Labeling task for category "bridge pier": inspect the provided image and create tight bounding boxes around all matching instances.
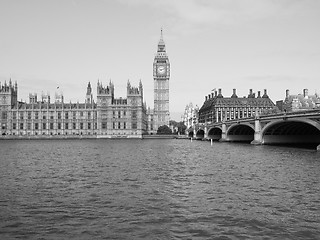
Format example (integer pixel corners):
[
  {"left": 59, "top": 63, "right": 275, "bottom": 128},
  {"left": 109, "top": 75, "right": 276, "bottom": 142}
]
[
  {"left": 204, "top": 126, "right": 208, "bottom": 140},
  {"left": 251, "top": 117, "right": 263, "bottom": 145},
  {"left": 220, "top": 123, "right": 228, "bottom": 142}
]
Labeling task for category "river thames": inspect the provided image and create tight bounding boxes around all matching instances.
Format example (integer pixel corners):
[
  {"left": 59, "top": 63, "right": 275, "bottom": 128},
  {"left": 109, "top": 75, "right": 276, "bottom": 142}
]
[{"left": 0, "top": 139, "right": 319, "bottom": 239}]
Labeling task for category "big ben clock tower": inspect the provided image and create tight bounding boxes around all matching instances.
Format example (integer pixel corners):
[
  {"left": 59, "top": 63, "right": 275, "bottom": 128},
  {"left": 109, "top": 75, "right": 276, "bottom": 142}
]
[{"left": 153, "top": 29, "right": 170, "bottom": 130}]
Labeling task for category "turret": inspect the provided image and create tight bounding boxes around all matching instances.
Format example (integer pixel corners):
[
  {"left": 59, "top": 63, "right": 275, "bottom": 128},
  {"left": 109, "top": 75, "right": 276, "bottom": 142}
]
[
  {"left": 41, "top": 92, "right": 50, "bottom": 103},
  {"left": 0, "top": 79, "right": 18, "bottom": 107},
  {"left": 139, "top": 79, "right": 143, "bottom": 99},
  {"left": 55, "top": 92, "right": 64, "bottom": 104},
  {"left": 86, "top": 81, "right": 93, "bottom": 104},
  {"left": 127, "top": 80, "right": 131, "bottom": 95},
  {"left": 29, "top": 93, "right": 38, "bottom": 104},
  {"left": 97, "top": 80, "right": 114, "bottom": 106},
  {"left": 127, "top": 80, "right": 142, "bottom": 96}
]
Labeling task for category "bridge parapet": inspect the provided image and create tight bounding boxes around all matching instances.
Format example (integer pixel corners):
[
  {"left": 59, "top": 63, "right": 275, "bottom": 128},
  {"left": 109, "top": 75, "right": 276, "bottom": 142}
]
[{"left": 194, "top": 109, "right": 320, "bottom": 149}]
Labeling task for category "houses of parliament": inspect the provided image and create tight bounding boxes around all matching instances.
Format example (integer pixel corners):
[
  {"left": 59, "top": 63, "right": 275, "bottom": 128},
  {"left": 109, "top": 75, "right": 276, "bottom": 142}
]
[{"left": 0, "top": 31, "right": 170, "bottom": 138}]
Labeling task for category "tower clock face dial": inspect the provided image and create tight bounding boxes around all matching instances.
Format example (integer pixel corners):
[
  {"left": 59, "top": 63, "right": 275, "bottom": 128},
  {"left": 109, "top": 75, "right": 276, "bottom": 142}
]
[{"left": 157, "top": 66, "right": 166, "bottom": 75}]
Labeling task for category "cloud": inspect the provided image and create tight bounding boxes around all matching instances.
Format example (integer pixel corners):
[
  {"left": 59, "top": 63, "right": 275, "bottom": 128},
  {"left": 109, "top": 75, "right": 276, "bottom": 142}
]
[
  {"left": 245, "top": 75, "right": 309, "bottom": 83},
  {"left": 117, "top": 0, "right": 302, "bottom": 28},
  {"left": 115, "top": 0, "right": 314, "bottom": 40}
]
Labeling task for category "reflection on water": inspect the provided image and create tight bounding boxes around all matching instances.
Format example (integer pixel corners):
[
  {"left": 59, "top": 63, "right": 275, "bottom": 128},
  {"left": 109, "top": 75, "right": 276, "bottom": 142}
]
[{"left": 0, "top": 139, "right": 319, "bottom": 239}]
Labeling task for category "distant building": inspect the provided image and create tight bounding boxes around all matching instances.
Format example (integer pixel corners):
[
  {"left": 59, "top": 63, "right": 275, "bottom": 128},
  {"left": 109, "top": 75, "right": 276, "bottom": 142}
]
[
  {"left": 199, "top": 88, "right": 276, "bottom": 124},
  {"left": 282, "top": 89, "right": 320, "bottom": 112},
  {"left": 0, "top": 80, "right": 147, "bottom": 138},
  {"left": 146, "top": 107, "right": 155, "bottom": 134},
  {"left": 183, "top": 103, "right": 199, "bottom": 130}
]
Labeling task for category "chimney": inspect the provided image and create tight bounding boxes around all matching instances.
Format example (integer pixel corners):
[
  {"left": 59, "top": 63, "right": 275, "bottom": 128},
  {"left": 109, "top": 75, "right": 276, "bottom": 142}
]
[
  {"left": 257, "top": 91, "right": 261, "bottom": 98},
  {"left": 208, "top": 94, "right": 211, "bottom": 99},
  {"left": 211, "top": 92, "right": 214, "bottom": 98},
  {"left": 286, "top": 89, "right": 290, "bottom": 99},
  {"left": 303, "top": 89, "right": 308, "bottom": 98},
  {"left": 231, "top": 89, "right": 238, "bottom": 98},
  {"left": 248, "top": 89, "right": 253, "bottom": 98},
  {"left": 215, "top": 90, "right": 217, "bottom": 97},
  {"left": 205, "top": 96, "right": 208, "bottom": 101},
  {"left": 262, "top": 89, "right": 268, "bottom": 98},
  {"left": 217, "top": 88, "right": 223, "bottom": 98}
]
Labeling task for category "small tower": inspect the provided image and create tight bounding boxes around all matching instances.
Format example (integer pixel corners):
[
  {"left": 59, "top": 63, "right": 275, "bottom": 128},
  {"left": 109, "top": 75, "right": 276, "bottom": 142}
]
[
  {"left": 0, "top": 79, "right": 18, "bottom": 108},
  {"left": 55, "top": 92, "right": 64, "bottom": 104},
  {"left": 86, "top": 82, "right": 93, "bottom": 104},
  {"left": 29, "top": 93, "right": 38, "bottom": 103},
  {"left": 41, "top": 92, "right": 50, "bottom": 103},
  {"left": 127, "top": 80, "right": 143, "bottom": 106},
  {"left": 0, "top": 79, "right": 18, "bottom": 135},
  {"left": 97, "top": 80, "right": 114, "bottom": 107},
  {"left": 139, "top": 79, "right": 143, "bottom": 99}
]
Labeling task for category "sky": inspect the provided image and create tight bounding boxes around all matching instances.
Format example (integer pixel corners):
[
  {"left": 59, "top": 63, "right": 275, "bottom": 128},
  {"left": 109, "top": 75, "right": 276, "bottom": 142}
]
[{"left": 1, "top": 0, "right": 320, "bottom": 121}]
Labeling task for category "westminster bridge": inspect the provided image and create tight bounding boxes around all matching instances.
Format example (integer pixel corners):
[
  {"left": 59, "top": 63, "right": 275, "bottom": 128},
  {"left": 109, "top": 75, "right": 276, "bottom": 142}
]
[{"left": 188, "top": 109, "right": 320, "bottom": 150}]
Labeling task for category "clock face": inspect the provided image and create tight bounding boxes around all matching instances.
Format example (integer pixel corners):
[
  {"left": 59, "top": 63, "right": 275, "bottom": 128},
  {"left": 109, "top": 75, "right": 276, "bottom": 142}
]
[
  {"left": 157, "top": 66, "right": 166, "bottom": 75},
  {"left": 2, "top": 96, "right": 6, "bottom": 105}
]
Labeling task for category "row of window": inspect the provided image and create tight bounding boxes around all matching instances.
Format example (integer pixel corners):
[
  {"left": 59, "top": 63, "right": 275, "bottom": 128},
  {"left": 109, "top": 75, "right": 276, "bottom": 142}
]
[
  {"left": 200, "top": 107, "right": 273, "bottom": 123},
  {"left": 11, "top": 132, "right": 96, "bottom": 136},
  {"left": 113, "top": 111, "right": 127, "bottom": 118},
  {"left": 11, "top": 111, "right": 95, "bottom": 120},
  {"left": 12, "top": 122, "right": 96, "bottom": 130},
  {"left": 101, "top": 122, "right": 137, "bottom": 130}
]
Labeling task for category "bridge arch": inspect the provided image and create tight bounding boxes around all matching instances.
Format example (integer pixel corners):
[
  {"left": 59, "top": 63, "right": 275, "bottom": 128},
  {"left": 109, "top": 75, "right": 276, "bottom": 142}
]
[
  {"left": 188, "top": 129, "right": 194, "bottom": 138},
  {"left": 261, "top": 119, "right": 320, "bottom": 147},
  {"left": 196, "top": 129, "right": 205, "bottom": 140},
  {"left": 226, "top": 123, "right": 255, "bottom": 142},
  {"left": 208, "top": 127, "right": 222, "bottom": 140}
]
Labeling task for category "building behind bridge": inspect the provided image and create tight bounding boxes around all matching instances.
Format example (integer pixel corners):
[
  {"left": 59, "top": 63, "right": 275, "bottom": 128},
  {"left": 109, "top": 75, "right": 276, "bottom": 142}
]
[
  {"left": 276, "top": 89, "right": 320, "bottom": 112},
  {"left": 182, "top": 103, "right": 199, "bottom": 130},
  {"left": 198, "top": 88, "right": 276, "bottom": 124}
]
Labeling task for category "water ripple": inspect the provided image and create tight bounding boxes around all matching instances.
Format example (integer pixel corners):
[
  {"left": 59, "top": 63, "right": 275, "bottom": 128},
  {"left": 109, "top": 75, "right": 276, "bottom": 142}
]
[{"left": 0, "top": 139, "right": 319, "bottom": 239}]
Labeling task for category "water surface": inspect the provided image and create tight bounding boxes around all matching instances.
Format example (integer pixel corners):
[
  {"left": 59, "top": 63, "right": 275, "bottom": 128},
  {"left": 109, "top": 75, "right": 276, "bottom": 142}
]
[{"left": 0, "top": 139, "right": 319, "bottom": 239}]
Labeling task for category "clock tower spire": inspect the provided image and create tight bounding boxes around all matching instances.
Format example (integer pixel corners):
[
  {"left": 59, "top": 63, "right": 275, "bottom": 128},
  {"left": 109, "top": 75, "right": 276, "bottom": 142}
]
[{"left": 153, "top": 29, "right": 170, "bottom": 130}]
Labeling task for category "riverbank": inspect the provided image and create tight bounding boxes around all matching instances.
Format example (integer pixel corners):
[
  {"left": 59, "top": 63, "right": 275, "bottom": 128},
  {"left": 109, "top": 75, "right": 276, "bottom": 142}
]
[{"left": 0, "top": 134, "right": 190, "bottom": 140}]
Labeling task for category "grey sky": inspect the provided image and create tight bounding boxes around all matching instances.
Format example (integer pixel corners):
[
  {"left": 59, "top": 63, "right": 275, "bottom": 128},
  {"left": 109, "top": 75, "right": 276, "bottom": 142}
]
[{"left": 1, "top": 0, "right": 319, "bottom": 120}]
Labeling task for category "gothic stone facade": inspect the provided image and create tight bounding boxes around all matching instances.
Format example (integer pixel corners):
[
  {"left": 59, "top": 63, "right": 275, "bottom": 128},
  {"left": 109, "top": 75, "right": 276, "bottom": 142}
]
[{"left": 0, "top": 80, "right": 147, "bottom": 138}]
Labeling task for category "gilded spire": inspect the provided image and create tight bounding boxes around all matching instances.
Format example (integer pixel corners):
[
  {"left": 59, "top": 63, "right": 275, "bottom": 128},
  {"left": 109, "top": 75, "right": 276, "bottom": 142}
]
[
  {"left": 157, "top": 28, "right": 166, "bottom": 52},
  {"left": 159, "top": 28, "right": 165, "bottom": 44}
]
